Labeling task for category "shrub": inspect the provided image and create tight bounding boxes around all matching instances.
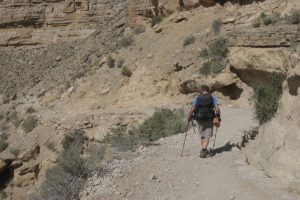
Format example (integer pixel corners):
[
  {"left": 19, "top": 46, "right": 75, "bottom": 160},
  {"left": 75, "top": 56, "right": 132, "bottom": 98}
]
[
  {"left": 10, "top": 111, "right": 22, "bottom": 128},
  {"left": 121, "top": 66, "right": 132, "bottom": 77},
  {"left": 106, "top": 57, "right": 115, "bottom": 68},
  {"left": 252, "top": 20, "right": 261, "bottom": 28},
  {"left": 72, "top": 70, "right": 86, "bottom": 80},
  {"left": 104, "top": 127, "right": 139, "bottom": 151},
  {"left": 183, "top": 35, "right": 196, "bottom": 47},
  {"left": 0, "top": 133, "right": 8, "bottom": 153},
  {"left": 26, "top": 107, "right": 36, "bottom": 114},
  {"left": 208, "top": 37, "right": 229, "bottom": 60},
  {"left": 199, "top": 38, "right": 229, "bottom": 76},
  {"left": 136, "top": 108, "right": 185, "bottom": 141},
  {"left": 116, "top": 59, "right": 124, "bottom": 68},
  {"left": 30, "top": 129, "right": 105, "bottom": 200},
  {"left": 9, "top": 148, "right": 20, "bottom": 156},
  {"left": 199, "top": 61, "right": 211, "bottom": 77},
  {"left": 22, "top": 116, "right": 38, "bottom": 133},
  {"left": 199, "top": 48, "right": 209, "bottom": 58},
  {"left": 46, "top": 142, "right": 55, "bottom": 151},
  {"left": 2, "top": 96, "right": 10, "bottom": 104},
  {"left": 134, "top": 26, "right": 145, "bottom": 35},
  {"left": 0, "top": 113, "right": 4, "bottom": 121},
  {"left": 62, "top": 129, "right": 84, "bottom": 150},
  {"left": 212, "top": 19, "right": 222, "bottom": 35},
  {"left": 253, "top": 73, "right": 286, "bottom": 124},
  {"left": 286, "top": 9, "right": 300, "bottom": 24},
  {"left": 119, "top": 36, "right": 134, "bottom": 48},
  {"left": 151, "top": 16, "right": 162, "bottom": 27},
  {"left": 104, "top": 109, "right": 185, "bottom": 151},
  {"left": 263, "top": 16, "right": 273, "bottom": 25}
]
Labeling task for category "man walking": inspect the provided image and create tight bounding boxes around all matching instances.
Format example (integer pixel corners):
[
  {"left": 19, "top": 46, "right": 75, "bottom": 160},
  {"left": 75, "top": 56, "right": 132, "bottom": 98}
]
[{"left": 188, "top": 85, "right": 220, "bottom": 158}]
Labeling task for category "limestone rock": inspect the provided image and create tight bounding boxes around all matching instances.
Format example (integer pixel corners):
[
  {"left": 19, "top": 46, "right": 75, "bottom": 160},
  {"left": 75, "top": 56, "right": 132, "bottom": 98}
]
[
  {"left": 207, "top": 72, "right": 238, "bottom": 90},
  {"left": 13, "top": 172, "right": 36, "bottom": 187},
  {"left": 222, "top": 17, "right": 236, "bottom": 24},
  {"left": 153, "top": 25, "right": 162, "bottom": 33},
  {"left": 170, "top": 12, "right": 189, "bottom": 23},
  {"left": 0, "top": 152, "right": 17, "bottom": 163},
  {"left": 179, "top": 76, "right": 204, "bottom": 94},
  {"left": 229, "top": 48, "right": 299, "bottom": 86}
]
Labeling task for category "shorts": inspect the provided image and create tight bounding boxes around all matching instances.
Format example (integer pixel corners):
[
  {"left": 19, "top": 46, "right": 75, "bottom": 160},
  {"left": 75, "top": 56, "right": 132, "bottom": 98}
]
[{"left": 196, "top": 120, "right": 213, "bottom": 139}]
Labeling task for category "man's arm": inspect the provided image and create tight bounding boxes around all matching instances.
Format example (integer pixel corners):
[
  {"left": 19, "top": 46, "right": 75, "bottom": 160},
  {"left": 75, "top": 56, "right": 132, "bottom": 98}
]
[
  {"left": 212, "top": 96, "right": 220, "bottom": 116},
  {"left": 189, "top": 97, "right": 197, "bottom": 121}
]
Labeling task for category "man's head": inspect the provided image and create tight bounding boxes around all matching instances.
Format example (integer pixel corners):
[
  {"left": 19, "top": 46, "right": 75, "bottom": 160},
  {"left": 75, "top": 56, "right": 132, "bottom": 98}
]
[{"left": 201, "top": 85, "right": 210, "bottom": 93}]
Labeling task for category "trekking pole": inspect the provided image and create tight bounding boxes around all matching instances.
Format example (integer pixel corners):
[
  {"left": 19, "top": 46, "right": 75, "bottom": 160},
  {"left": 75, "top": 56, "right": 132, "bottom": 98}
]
[
  {"left": 211, "top": 126, "right": 218, "bottom": 158},
  {"left": 181, "top": 120, "right": 190, "bottom": 157}
]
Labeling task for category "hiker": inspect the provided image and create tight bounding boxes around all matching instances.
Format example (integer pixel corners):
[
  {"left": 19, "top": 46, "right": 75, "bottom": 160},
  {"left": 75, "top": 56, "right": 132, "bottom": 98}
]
[{"left": 188, "top": 85, "right": 221, "bottom": 158}]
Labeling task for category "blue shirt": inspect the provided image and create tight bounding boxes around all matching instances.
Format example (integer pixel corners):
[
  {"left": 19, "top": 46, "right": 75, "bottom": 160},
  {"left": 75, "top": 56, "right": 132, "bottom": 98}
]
[{"left": 193, "top": 95, "right": 218, "bottom": 107}]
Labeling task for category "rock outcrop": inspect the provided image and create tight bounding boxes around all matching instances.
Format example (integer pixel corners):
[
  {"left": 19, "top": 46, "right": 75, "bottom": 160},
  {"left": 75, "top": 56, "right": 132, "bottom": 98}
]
[{"left": 0, "top": 0, "right": 127, "bottom": 46}]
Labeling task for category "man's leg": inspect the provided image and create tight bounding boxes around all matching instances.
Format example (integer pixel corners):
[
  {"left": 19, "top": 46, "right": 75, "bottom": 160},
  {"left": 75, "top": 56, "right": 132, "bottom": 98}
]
[
  {"left": 199, "top": 122, "right": 213, "bottom": 158},
  {"left": 202, "top": 138, "right": 210, "bottom": 149}
]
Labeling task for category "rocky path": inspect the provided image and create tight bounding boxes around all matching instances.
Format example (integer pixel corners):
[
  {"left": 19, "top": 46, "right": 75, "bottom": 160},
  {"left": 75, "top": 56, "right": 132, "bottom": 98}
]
[{"left": 83, "top": 107, "right": 300, "bottom": 200}]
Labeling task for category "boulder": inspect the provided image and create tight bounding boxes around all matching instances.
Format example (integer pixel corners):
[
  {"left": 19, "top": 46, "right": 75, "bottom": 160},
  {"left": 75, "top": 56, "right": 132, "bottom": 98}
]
[
  {"left": 179, "top": 76, "right": 204, "bottom": 94},
  {"left": 170, "top": 12, "right": 189, "bottom": 23},
  {"left": 207, "top": 72, "right": 238, "bottom": 90},
  {"left": 153, "top": 25, "right": 163, "bottom": 33},
  {"left": 13, "top": 172, "right": 36, "bottom": 187},
  {"left": 222, "top": 17, "right": 236, "bottom": 24},
  {"left": 0, "top": 152, "right": 17, "bottom": 163},
  {"left": 229, "top": 48, "right": 299, "bottom": 86}
]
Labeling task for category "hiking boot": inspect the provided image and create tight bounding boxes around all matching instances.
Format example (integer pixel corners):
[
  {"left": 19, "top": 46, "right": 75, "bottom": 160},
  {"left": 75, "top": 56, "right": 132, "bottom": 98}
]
[{"left": 200, "top": 149, "right": 208, "bottom": 158}]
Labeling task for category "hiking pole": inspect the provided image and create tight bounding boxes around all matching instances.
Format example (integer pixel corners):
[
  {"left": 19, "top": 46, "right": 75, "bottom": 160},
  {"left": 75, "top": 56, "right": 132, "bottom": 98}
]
[
  {"left": 211, "top": 126, "right": 218, "bottom": 158},
  {"left": 181, "top": 120, "right": 190, "bottom": 157}
]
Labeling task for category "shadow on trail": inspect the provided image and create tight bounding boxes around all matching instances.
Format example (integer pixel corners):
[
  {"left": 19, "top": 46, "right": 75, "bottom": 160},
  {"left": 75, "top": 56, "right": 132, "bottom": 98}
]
[{"left": 209, "top": 142, "right": 236, "bottom": 157}]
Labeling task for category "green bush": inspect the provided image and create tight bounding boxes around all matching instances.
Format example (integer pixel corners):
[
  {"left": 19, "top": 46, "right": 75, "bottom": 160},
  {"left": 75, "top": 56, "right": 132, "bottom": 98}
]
[
  {"left": 104, "top": 127, "right": 139, "bottom": 151},
  {"left": 104, "top": 109, "right": 185, "bottom": 151},
  {"left": 9, "top": 148, "right": 20, "bottom": 156},
  {"left": 22, "top": 116, "right": 38, "bottom": 133},
  {"left": 210, "top": 59, "right": 227, "bottom": 75},
  {"left": 46, "top": 142, "right": 55, "bottom": 151},
  {"left": 121, "top": 66, "right": 132, "bottom": 77},
  {"left": 183, "top": 35, "right": 196, "bottom": 47},
  {"left": 116, "top": 59, "right": 124, "bottom": 68},
  {"left": 208, "top": 37, "right": 229, "bottom": 60},
  {"left": 151, "top": 16, "right": 162, "bottom": 27},
  {"left": 10, "top": 111, "right": 22, "bottom": 128},
  {"left": 62, "top": 129, "right": 84, "bottom": 150},
  {"left": 0, "top": 113, "right": 4, "bottom": 121},
  {"left": 26, "top": 107, "right": 36, "bottom": 114},
  {"left": 106, "top": 57, "right": 115, "bottom": 68},
  {"left": 253, "top": 73, "right": 286, "bottom": 124},
  {"left": 286, "top": 9, "right": 300, "bottom": 24},
  {"left": 0, "top": 133, "right": 8, "bottom": 153},
  {"left": 134, "top": 26, "right": 145, "bottom": 35},
  {"left": 199, "top": 38, "right": 229, "bottom": 76},
  {"left": 30, "top": 130, "right": 105, "bottom": 200},
  {"left": 252, "top": 20, "right": 261, "bottom": 28},
  {"left": 199, "top": 61, "right": 211, "bottom": 77},
  {"left": 212, "top": 19, "right": 222, "bottom": 35},
  {"left": 263, "top": 16, "right": 273, "bottom": 25},
  {"left": 119, "top": 36, "right": 134, "bottom": 48}
]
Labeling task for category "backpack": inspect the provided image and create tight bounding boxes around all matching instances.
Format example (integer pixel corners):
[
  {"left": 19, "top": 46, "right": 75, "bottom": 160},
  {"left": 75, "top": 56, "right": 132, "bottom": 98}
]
[{"left": 193, "top": 93, "right": 215, "bottom": 122}]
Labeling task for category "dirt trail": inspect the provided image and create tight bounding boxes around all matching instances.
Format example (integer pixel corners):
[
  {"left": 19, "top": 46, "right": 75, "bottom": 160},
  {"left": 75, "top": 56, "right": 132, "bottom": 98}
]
[{"left": 83, "top": 107, "right": 300, "bottom": 200}]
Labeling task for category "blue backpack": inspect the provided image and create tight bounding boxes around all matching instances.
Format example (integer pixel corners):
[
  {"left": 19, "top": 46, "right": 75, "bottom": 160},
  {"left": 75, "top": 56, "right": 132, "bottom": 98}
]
[{"left": 193, "top": 93, "right": 215, "bottom": 122}]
